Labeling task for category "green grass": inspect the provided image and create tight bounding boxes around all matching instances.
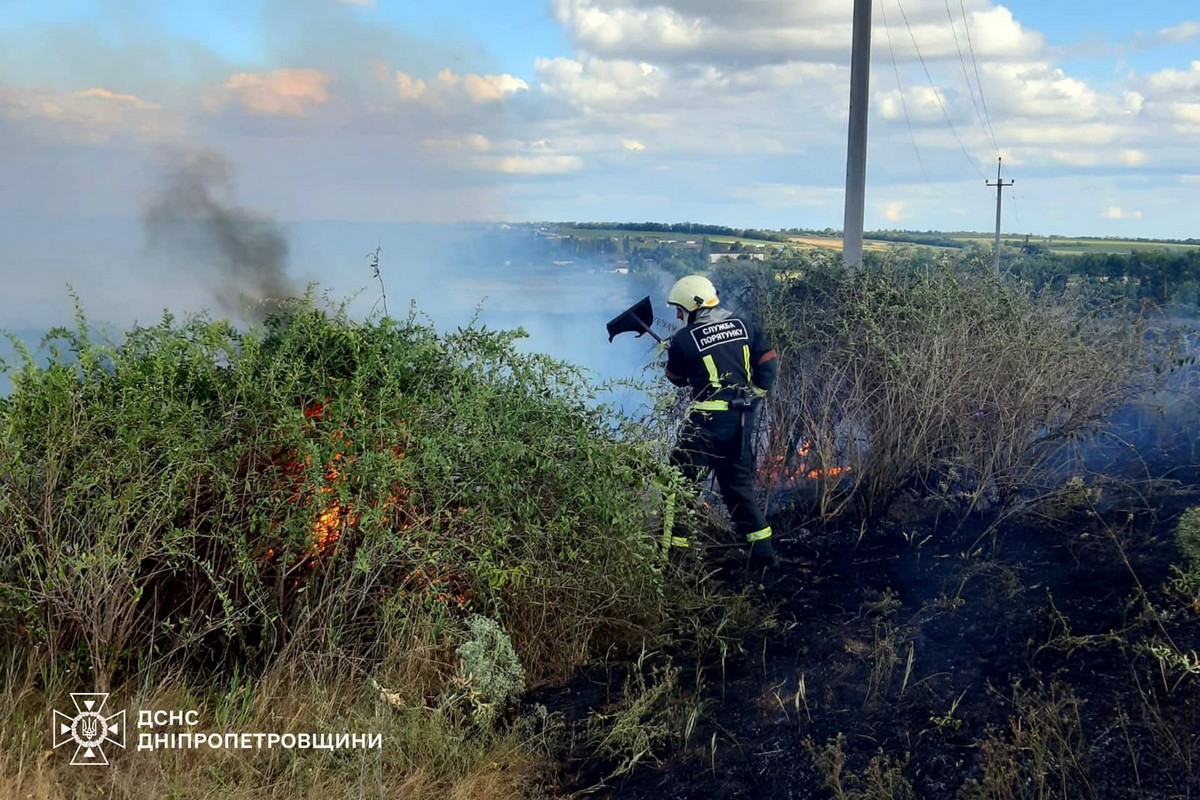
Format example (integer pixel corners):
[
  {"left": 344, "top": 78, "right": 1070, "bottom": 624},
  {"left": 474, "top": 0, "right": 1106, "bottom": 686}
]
[{"left": 945, "top": 235, "right": 1200, "bottom": 255}]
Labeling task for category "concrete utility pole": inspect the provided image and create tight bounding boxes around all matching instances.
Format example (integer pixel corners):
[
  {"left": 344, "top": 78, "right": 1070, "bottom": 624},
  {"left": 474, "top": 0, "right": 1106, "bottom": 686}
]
[
  {"left": 986, "top": 157, "right": 1014, "bottom": 276},
  {"left": 842, "top": 0, "right": 872, "bottom": 269}
]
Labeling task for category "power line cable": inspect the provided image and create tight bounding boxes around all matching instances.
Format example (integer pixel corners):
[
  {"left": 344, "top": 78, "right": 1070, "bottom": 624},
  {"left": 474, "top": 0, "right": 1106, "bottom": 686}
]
[
  {"left": 894, "top": 0, "right": 987, "bottom": 180},
  {"left": 878, "top": 0, "right": 931, "bottom": 185},
  {"left": 958, "top": 0, "right": 1000, "bottom": 157},
  {"left": 944, "top": 0, "right": 998, "bottom": 156}
]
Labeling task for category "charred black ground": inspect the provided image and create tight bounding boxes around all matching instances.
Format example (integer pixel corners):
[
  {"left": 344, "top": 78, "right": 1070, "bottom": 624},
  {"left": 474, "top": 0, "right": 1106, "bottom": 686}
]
[{"left": 535, "top": 438, "right": 1200, "bottom": 799}]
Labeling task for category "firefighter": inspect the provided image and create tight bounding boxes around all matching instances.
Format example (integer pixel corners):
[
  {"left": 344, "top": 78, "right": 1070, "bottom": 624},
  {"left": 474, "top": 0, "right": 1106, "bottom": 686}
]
[{"left": 663, "top": 274, "right": 779, "bottom": 569}]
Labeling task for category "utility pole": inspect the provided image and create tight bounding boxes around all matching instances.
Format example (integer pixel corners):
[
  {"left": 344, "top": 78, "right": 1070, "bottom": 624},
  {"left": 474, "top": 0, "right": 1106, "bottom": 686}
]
[
  {"left": 842, "top": 0, "right": 872, "bottom": 269},
  {"left": 986, "top": 158, "right": 1014, "bottom": 276}
]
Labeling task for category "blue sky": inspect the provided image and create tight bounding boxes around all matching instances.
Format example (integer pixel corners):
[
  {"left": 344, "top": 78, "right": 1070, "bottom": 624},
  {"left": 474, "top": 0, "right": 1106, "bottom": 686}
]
[{"left": 2, "top": 0, "right": 1199, "bottom": 329}]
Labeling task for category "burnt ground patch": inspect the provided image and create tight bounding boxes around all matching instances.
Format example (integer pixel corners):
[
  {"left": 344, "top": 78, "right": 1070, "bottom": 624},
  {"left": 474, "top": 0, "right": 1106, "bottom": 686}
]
[{"left": 534, "top": 481, "right": 1200, "bottom": 800}]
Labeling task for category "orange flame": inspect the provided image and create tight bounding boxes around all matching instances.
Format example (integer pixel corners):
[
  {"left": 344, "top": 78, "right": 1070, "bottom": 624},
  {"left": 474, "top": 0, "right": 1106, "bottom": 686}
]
[
  {"left": 758, "top": 438, "right": 853, "bottom": 487},
  {"left": 271, "top": 405, "right": 414, "bottom": 562}
]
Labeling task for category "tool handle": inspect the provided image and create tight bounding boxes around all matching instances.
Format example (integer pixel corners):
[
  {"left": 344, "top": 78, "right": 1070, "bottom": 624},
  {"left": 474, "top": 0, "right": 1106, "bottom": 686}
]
[{"left": 634, "top": 317, "right": 662, "bottom": 343}]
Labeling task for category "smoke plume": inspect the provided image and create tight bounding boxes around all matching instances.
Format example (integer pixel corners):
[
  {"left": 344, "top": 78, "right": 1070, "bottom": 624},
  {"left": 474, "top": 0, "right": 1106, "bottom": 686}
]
[{"left": 143, "top": 148, "right": 296, "bottom": 322}]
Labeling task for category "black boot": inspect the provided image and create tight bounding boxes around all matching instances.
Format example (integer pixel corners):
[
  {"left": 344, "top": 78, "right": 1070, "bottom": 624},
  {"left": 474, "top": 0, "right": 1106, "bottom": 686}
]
[{"left": 748, "top": 537, "right": 780, "bottom": 569}]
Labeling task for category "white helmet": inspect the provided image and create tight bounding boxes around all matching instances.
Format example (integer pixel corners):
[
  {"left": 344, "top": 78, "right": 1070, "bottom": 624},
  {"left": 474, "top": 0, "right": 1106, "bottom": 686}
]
[{"left": 668, "top": 275, "right": 719, "bottom": 313}]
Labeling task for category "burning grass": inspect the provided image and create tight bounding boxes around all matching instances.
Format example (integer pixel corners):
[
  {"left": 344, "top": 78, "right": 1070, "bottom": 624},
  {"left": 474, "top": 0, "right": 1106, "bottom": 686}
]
[
  {"left": 718, "top": 255, "right": 1171, "bottom": 527},
  {"left": 757, "top": 437, "right": 854, "bottom": 488}
]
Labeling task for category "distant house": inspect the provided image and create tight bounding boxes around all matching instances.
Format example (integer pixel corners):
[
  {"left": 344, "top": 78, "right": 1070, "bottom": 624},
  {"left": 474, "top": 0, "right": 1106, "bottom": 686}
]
[
  {"left": 613, "top": 268, "right": 630, "bottom": 275},
  {"left": 708, "top": 253, "right": 765, "bottom": 263}
]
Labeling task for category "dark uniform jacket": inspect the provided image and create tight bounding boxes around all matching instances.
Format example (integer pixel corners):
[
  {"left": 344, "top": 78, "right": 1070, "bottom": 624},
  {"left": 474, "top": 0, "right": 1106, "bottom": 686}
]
[{"left": 665, "top": 307, "right": 775, "bottom": 406}]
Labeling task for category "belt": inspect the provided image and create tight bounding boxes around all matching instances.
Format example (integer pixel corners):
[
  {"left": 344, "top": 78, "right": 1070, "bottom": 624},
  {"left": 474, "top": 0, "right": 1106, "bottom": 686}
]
[{"left": 692, "top": 396, "right": 755, "bottom": 413}]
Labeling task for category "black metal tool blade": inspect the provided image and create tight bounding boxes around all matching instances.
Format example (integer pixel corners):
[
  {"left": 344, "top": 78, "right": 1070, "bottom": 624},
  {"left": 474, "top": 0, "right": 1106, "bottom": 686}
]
[{"left": 606, "top": 296, "right": 661, "bottom": 343}]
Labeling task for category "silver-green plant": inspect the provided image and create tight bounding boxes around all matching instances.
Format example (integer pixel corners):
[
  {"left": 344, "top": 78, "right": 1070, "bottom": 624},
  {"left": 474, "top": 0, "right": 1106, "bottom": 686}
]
[{"left": 452, "top": 614, "right": 526, "bottom": 728}]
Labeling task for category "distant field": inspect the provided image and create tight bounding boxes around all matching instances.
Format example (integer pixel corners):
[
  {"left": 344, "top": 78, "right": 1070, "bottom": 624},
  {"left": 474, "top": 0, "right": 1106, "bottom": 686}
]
[
  {"left": 778, "top": 233, "right": 1200, "bottom": 257},
  {"left": 1039, "top": 239, "right": 1200, "bottom": 256},
  {"left": 952, "top": 235, "right": 1200, "bottom": 255},
  {"left": 554, "top": 225, "right": 1199, "bottom": 258},
  {"left": 789, "top": 235, "right": 893, "bottom": 252}
]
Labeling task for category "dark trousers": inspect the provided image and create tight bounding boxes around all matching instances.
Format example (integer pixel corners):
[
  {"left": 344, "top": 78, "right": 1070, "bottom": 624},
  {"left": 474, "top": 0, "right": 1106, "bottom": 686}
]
[{"left": 670, "top": 408, "right": 770, "bottom": 542}]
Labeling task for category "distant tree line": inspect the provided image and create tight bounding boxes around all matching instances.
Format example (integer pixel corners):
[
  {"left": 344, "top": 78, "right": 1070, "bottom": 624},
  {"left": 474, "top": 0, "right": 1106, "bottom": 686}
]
[
  {"left": 862, "top": 230, "right": 968, "bottom": 249},
  {"left": 561, "top": 221, "right": 791, "bottom": 242},
  {"left": 1011, "top": 248, "right": 1200, "bottom": 306}
]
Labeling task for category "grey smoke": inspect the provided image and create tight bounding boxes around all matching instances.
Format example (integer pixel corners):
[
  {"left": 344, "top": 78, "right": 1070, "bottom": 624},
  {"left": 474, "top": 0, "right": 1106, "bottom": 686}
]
[{"left": 143, "top": 148, "right": 295, "bottom": 321}]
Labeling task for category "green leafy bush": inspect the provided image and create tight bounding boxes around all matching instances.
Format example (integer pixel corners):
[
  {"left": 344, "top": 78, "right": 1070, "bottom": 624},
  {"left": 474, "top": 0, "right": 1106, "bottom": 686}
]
[{"left": 0, "top": 297, "right": 671, "bottom": 690}]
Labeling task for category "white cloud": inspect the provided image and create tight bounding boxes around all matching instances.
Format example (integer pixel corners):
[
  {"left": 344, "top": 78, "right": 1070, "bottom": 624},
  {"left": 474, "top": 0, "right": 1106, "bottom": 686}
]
[
  {"left": 1102, "top": 206, "right": 1143, "bottom": 220},
  {"left": 73, "top": 88, "right": 161, "bottom": 110},
  {"left": 438, "top": 69, "right": 529, "bottom": 103},
  {"left": 985, "top": 61, "right": 1101, "bottom": 120},
  {"left": 535, "top": 56, "right": 663, "bottom": 108},
  {"left": 1153, "top": 21, "right": 1200, "bottom": 43},
  {"left": 1004, "top": 123, "right": 1121, "bottom": 146},
  {"left": 550, "top": 0, "right": 1041, "bottom": 65},
  {"left": 0, "top": 84, "right": 175, "bottom": 142},
  {"left": 884, "top": 200, "right": 907, "bottom": 222},
  {"left": 422, "top": 134, "right": 492, "bottom": 152},
  {"left": 622, "top": 139, "right": 646, "bottom": 151},
  {"left": 968, "top": 6, "right": 1044, "bottom": 58},
  {"left": 552, "top": 0, "right": 704, "bottom": 56},
  {"left": 874, "top": 5, "right": 1043, "bottom": 62},
  {"left": 878, "top": 86, "right": 956, "bottom": 125},
  {"left": 219, "top": 69, "right": 330, "bottom": 117},
  {"left": 395, "top": 72, "right": 427, "bottom": 101},
  {"left": 488, "top": 155, "right": 584, "bottom": 174},
  {"left": 1119, "top": 149, "right": 1148, "bottom": 166},
  {"left": 1143, "top": 60, "right": 1200, "bottom": 94},
  {"left": 391, "top": 68, "right": 527, "bottom": 106},
  {"left": 1166, "top": 103, "right": 1200, "bottom": 123},
  {"left": 1050, "top": 150, "right": 1100, "bottom": 167},
  {"left": 468, "top": 73, "right": 528, "bottom": 102}
]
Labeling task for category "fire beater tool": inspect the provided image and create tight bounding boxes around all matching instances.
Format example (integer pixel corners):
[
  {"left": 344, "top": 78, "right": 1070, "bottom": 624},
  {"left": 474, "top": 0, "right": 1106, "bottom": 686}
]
[{"left": 606, "top": 296, "right": 661, "bottom": 343}]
